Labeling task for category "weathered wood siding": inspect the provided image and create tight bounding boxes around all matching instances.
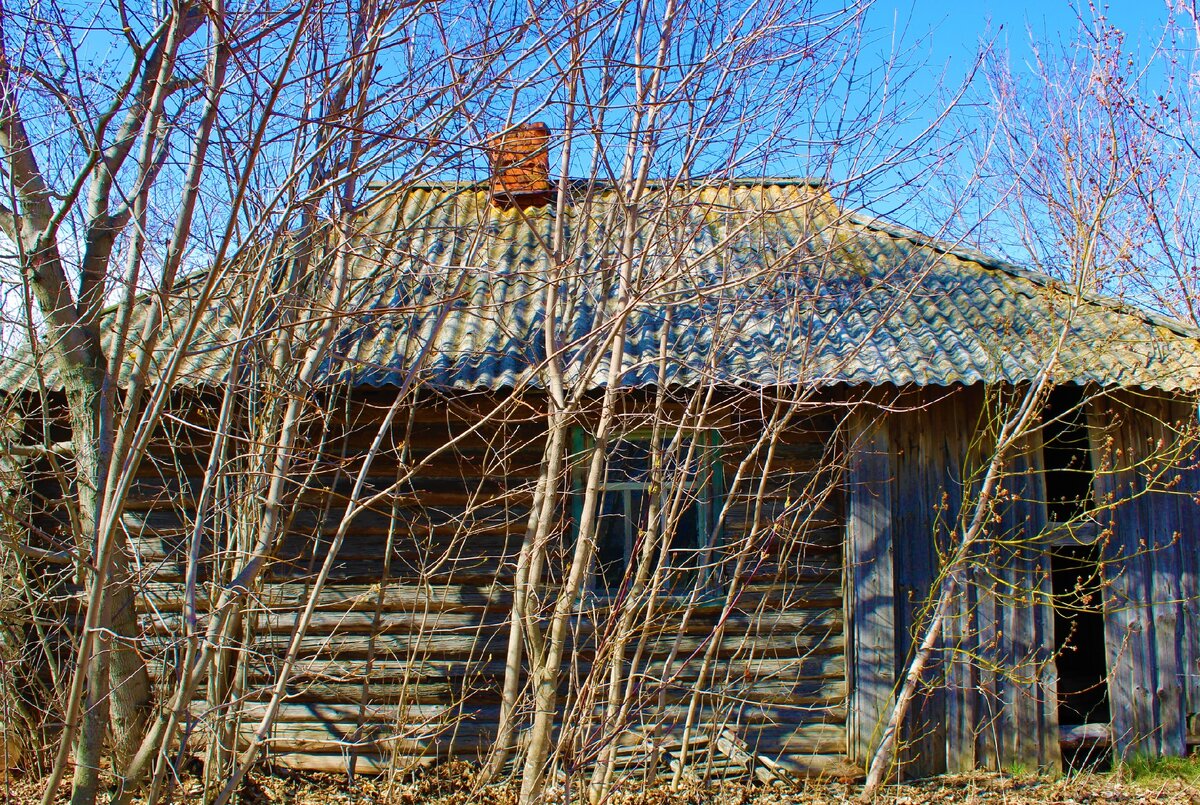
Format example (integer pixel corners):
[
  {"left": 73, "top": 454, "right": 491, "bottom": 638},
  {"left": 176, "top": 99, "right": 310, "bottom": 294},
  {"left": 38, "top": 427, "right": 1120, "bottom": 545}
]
[
  {"left": 1090, "top": 390, "right": 1200, "bottom": 759},
  {"left": 711, "top": 406, "right": 849, "bottom": 776},
  {"left": 29, "top": 383, "right": 1194, "bottom": 778},
  {"left": 847, "top": 387, "right": 1200, "bottom": 779},
  {"left": 847, "top": 389, "right": 1058, "bottom": 777},
  {"left": 966, "top": 428, "right": 1058, "bottom": 771},
  {"left": 117, "top": 393, "right": 852, "bottom": 777},
  {"left": 846, "top": 409, "right": 894, "bottom": 766},
  {"left": 942, "top": 421, "right": 1058, "bottom": 773},
  {"left": 891, "top": 391, "right": 979, "bottom": 776}
]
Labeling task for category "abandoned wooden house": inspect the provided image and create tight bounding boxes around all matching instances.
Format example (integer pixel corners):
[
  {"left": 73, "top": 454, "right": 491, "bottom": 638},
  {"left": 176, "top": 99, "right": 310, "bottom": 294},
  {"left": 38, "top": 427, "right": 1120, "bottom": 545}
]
[{"left": 4, "top": 126, "right": 1200, "bottom": 783}]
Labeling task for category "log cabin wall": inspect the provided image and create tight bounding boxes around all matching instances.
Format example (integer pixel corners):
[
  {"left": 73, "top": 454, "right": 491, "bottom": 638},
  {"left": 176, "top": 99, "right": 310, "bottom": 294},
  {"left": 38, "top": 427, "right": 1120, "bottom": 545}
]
[
  {"left": 103, "top": 389, "right": 854, "bottom": 777},
  {"left": 24, "top": 383, "right": 1195, "bottom": 779},
  {"left": 710, "top": 402, "right": 849, "bottom": 776}
]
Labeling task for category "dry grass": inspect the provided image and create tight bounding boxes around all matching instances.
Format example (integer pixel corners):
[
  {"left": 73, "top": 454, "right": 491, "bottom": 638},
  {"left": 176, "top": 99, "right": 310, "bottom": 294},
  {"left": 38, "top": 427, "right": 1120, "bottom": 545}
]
[{"left": 5, "top": 764, "right": 1200, "bottom": 804}]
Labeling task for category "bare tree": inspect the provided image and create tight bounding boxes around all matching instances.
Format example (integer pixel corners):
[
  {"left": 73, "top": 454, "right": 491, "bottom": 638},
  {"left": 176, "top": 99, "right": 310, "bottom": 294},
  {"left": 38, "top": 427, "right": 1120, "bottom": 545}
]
[
  {"left": 862, "top": 9, "right": 1200, "bottom": 795},
  {"left": 0, "top": 1, "right": 562, "bottom": 802},
  {"left": 0, "top": 2, "right": 1015, "bottom": 804}
]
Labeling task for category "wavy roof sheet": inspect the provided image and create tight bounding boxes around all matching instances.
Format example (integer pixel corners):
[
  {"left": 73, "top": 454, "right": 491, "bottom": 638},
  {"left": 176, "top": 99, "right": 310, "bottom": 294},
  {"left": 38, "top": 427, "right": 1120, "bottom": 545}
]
[{"left": 5, "top": 180, "right": 1200, "bottom": 393}]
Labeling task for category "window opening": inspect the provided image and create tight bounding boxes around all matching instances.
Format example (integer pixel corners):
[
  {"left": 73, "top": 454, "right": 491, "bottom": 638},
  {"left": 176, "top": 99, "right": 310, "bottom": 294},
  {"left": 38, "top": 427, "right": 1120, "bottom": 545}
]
[
  {"left": 577, "top": 430, "right": 719, "bottom": 595},
  {"left": 1042, "top": 386, "right": 1095, "bottom": 524}
]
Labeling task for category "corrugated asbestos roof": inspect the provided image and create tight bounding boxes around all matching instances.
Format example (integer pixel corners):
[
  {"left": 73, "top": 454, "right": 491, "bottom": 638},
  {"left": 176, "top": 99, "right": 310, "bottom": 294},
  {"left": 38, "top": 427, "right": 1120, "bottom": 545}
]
[{"left": 5, "top": 179, "right": 1200, "bottom": 393}]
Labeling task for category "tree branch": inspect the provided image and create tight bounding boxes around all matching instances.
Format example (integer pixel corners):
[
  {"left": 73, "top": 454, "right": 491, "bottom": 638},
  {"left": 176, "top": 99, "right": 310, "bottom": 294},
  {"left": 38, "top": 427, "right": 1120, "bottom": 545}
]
[{"left": 0, "top": 200, "right": 16, "bottom": 240}]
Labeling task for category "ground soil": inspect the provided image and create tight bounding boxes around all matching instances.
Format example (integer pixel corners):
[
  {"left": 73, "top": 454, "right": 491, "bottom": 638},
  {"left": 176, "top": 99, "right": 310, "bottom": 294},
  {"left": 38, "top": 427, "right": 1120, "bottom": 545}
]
[{"left": 4, "top": 765, "right": 1199, "bottom": 805}]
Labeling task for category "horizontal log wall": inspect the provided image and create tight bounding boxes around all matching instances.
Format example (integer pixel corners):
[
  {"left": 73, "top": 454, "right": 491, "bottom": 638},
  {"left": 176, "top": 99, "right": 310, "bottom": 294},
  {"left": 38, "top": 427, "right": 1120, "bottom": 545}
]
[{"left": 114, "top": 391, "right": 853, "bottom": 778}]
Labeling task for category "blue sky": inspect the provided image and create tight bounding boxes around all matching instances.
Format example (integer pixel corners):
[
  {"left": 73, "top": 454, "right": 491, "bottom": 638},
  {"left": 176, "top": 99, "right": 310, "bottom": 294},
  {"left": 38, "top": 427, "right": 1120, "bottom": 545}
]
[
  {"left": 868, "top": 1, "right": 1173, "bottom": 86},
  {"left": 841, "top": 2, "right": 1186, "bottom": 228}
]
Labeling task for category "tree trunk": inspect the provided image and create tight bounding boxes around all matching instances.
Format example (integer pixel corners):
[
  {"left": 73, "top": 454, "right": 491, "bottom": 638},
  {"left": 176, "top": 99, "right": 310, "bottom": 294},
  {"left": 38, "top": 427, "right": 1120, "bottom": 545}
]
[
  {"left": 0, "top": 452, "right": 32, "bottom": 778},
  {"left": 483, "top": 411, "right": 568, "bottom": 784},
  {"left": 70, "top": 639, "right": 110, "bottom": 805},
  {"left": 62, "top": 370, "right": 152, "bottom": 805},
  {"left": 67, "top": 378, "right": 110, "bottom": 805},
  {"left": 106, "top": 557, "right": 152, "bottom": 774}
]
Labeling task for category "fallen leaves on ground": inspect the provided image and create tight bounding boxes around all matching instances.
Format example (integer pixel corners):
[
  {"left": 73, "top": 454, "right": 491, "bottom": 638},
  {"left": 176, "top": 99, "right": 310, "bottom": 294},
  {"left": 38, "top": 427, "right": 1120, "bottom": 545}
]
[{"left": 6, "top": 765, "right": 1200, "bottom": 804}]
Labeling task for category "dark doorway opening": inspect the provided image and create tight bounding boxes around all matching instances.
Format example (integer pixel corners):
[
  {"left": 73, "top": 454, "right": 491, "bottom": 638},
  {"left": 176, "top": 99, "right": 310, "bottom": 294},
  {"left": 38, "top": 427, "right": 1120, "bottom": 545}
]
[
  {"left": 1052, "top": 543, "right": 1110, "bottom": 769},
  {"left": 1051, "top": 544, "right": 1109, "bottom": 725},
  {"left": 1043, "top": 386, "right": 1110, "bottom": 769}
]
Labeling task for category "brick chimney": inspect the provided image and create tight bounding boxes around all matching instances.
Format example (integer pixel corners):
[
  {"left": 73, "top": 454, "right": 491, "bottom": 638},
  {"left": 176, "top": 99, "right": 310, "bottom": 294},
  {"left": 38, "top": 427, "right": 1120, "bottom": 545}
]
[{"left": 487, "top": 122, "right": 553, "bottom": 208}]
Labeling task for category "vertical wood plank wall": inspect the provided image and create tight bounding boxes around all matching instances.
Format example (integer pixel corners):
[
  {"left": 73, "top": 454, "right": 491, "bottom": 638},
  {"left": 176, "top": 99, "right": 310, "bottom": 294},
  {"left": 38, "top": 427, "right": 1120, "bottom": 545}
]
[
  {"left": 846, "top": 389, "right": 1061, "bottom": 777},
  {"left": 967, "top": 427, "right": 1059, "bottom": 771},
  {"left": 1172, "top": 399, "right": 1200, "bottom": 749},
  {"left": 889, "top": 391, "right": 973, "bottom": 777},
  {"left": 846, "top": 410, "right": 894, "bottom": 765},
  {"left": 1091, "top": 391, "right": 1200, "bottom": 760}
]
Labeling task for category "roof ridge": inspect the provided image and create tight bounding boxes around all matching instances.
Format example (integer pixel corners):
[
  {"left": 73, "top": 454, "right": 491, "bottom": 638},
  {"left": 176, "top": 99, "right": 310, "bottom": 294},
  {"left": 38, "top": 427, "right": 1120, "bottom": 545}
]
[{"left": 365, "top": 176, "right": 829, "bottom": 192}]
